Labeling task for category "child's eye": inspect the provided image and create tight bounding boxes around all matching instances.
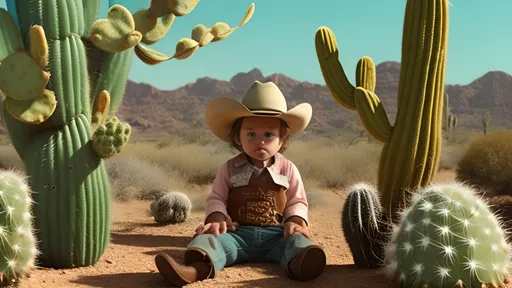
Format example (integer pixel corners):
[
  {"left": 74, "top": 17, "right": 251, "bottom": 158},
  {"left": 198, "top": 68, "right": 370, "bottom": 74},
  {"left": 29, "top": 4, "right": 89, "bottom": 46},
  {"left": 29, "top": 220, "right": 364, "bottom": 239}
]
[
  {"left": 248, "top": 132, "right": 256, "bottom": 137},
  {"left": 264, "top": 132, "right": 273, "bottom": 138}
]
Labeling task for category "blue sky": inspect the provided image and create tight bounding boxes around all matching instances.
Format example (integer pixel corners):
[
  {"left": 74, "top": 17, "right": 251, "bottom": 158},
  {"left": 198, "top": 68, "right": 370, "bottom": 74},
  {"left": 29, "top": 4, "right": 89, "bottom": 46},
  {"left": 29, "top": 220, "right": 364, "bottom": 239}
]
[{"left": 1, "top": 0, "right": 511, "bottom": 90}]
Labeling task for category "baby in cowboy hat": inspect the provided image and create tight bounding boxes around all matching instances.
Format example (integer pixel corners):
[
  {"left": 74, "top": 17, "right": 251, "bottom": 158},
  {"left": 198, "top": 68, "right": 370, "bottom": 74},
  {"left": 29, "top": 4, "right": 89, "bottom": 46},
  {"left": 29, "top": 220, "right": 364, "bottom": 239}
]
[{"left": 154, "top": 80, "right": 326, "bottom": 286}]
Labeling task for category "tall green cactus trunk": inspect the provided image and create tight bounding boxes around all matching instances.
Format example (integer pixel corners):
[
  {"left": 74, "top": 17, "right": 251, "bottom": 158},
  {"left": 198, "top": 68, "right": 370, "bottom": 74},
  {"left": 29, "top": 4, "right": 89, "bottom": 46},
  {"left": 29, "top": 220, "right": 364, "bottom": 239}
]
[
  {"left": 0, "top": 0, "right": 122, "bottom": 268},
  {"left": 0, "top": 0, "right": 255, "bottom": 268},
  {"left": 315, "top": 0, "right": 449, "bottom": 222}
]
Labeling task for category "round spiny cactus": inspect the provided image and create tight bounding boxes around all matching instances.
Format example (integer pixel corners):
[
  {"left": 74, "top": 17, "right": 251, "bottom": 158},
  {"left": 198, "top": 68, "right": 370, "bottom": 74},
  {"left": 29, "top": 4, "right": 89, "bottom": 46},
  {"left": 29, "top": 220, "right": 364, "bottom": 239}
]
[
  {"left": 92, "top": 116, "right": 131, "bottom": 159},
  {"left": 341, "top": 182, "right": 391, "bottom": 268},
  {"left": 0, "top": 170, "right": 39, "bottom": 285},
  {"left": 150, "top": 191, "right": 192, "bottom": 224},
  {"left": 385, "top": 182, "right": 511, "bottom": 288}
]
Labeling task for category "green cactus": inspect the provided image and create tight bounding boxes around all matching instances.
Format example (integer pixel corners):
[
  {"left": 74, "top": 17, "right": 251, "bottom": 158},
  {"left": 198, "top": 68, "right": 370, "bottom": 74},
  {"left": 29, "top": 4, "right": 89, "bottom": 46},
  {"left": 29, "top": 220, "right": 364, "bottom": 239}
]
[
  {"left": 483, "top": 111, "right": 491, "bottom": 135},
  {"left": 0, "top": 0, "right": 254, "bottom": 268},
  {"left": 384, "top": 182, "right": 511, "bottom": 287},
  {"left": 315, "top": 0, "right": 449, "bottom": 222},
  {"left": 0, "top": 170, "right": 39, "bottom": 286},
  {"left": 442, "top": 93, "right": 457, "bottom": 140},
  {"left": 341, "top": 183, "right": 391, "bottom": 268},
  {"left": 150, "top": 191, "right": 192, "bottom": 224}
]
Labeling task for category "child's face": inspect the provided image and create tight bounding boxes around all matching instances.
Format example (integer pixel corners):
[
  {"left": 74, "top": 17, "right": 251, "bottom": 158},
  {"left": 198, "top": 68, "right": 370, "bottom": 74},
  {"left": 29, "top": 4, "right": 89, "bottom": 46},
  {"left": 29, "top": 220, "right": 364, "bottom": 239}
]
[{"left": 239, "top": 117, "right": 285, "bottom": 162}]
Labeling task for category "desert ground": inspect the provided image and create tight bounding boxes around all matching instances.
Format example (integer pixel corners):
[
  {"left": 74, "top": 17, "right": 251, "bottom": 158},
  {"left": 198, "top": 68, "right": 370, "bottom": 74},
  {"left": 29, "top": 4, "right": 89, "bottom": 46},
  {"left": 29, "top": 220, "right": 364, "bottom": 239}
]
[
  {"left": 0, "top": 129, "right": 507, "bottom": 288},
  {"left": 17, "top": 189, "right": 390, "bottom": 288},
  {"left": 15, "top": 170, "right": 462, "bottom": 288}
]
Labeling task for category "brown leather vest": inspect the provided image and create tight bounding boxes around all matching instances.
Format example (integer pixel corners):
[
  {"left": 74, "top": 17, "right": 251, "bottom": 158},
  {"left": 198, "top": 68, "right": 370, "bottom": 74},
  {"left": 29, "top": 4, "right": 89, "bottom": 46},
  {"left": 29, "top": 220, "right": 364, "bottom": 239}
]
[{"left": 227, "top": 167, "right": 288, "bottom": 226}]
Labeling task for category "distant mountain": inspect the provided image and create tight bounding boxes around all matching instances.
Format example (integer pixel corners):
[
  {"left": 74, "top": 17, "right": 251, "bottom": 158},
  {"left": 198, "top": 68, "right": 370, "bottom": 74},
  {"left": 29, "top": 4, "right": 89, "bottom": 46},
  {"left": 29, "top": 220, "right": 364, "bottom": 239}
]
[
  {"left": 117, "top": 61, "right": 512, "bottom": 135},
  {"left": 0, "top": 62, "right": 510, "bottom": 137}
]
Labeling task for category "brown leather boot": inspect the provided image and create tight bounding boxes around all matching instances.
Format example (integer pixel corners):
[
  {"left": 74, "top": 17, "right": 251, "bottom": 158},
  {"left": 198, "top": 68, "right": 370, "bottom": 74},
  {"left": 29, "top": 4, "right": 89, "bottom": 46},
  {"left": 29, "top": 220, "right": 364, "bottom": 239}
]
[
  {"left": 287, "top": 245, "right": 326, "bottom": 281},
  {"left": 155, "top": 253, "right": 212, "bottom": 287}
]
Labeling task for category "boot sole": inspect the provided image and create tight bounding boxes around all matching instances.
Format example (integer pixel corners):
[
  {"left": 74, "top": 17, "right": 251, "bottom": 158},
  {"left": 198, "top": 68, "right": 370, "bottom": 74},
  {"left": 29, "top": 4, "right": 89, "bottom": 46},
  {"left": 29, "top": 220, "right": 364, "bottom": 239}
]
[
  {"left": 295, "top": 245, "right": 327, "bottom": 281},
  {"left": 155, "top": 253, "right": 191, "bottom": 287}
]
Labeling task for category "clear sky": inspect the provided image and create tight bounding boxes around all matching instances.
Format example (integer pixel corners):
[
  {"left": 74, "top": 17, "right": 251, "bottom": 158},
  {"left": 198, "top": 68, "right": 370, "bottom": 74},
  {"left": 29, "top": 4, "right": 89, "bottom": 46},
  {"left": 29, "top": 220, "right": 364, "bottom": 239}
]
[{"left": 1, "top": 0, "right": 511, "bottom": 90}]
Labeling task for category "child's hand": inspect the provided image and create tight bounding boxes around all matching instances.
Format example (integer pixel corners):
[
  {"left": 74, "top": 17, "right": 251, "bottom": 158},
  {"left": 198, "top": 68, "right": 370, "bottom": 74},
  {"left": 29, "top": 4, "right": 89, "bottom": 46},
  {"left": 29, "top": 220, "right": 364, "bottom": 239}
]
[
  {"left": 194, "top": 212, "right": 238, "bottom": 237},
  {"left": 283, "top": 216, "right": 310, "bottom": 239}
]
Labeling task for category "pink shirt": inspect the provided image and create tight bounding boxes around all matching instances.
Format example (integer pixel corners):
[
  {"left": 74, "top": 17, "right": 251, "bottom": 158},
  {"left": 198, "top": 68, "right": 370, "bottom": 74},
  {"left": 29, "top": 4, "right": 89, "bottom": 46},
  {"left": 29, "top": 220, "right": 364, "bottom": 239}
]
[{"left": 205, "top": 152, "right": 309, "bottom": 225}]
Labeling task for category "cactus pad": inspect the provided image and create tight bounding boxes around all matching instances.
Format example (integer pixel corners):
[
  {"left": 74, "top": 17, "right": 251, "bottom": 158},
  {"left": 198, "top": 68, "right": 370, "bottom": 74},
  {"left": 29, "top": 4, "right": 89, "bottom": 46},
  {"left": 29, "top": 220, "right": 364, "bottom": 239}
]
[
  {"left": 385, "top": 182, "right": 511, "bottom": 287},
  {"left": 167, "top": 0, "right": 200, "bottom": 17},
  {"left": 91, "top": 90, "right": 111, "bottom": 126},
  {"left": 0, "top": 8, "right": 23, "bottom": 60},
  {"left": 141, "top": 13, "right": 175, "bottom": 45},
  {"left": 150, "top": 191, "right": 192, "bottom": 224},
  {"left": 191, "top": 24, "right": 208, "bottom": 44},
  {"left": 148, "top": 0, "right": 174, "bottom": 18},
  {"left": 4, "top": 88, "right": 57, "bottom": 124},
  {"left": 28, "top": 25, "right": 49, "bottom": 69},
  {"left": 89, "top": 5, "right": 142, "bottom": 53},
  {"left": 0, "top": 51, "right": 50, "bottom": 101},
  {"left": 92, "top": 116, "right": 131, "bottom": 158},
  {"left": 0, "top": 170, "right": 39, "bottom": 285},
  {"left": 133, "top": 9, "right": 158, "bottom": 36}
]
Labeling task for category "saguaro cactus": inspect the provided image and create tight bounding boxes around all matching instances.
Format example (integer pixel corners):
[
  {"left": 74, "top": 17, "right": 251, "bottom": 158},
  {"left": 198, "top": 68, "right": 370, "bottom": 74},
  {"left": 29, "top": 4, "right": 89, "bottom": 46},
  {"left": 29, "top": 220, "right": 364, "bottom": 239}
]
[
  {"left": 483, "top": 111, "right": 491, "bottom": 135},
  {"left": 0, "top": 0, "right": 254, "bottom": 268},
  {"left": 442, "top": 93, "right": 456, "bottom": 140},
  {"left": 315, "top": 0, "right": 449, "bottom": 222}
]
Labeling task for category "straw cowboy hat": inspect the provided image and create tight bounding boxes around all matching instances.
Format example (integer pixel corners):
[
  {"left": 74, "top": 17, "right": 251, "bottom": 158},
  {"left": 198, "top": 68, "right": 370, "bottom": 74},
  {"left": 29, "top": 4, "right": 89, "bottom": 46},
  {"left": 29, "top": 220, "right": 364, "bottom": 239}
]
[{"left": 205, "top": 80, "right": 313, "bottom": 143}]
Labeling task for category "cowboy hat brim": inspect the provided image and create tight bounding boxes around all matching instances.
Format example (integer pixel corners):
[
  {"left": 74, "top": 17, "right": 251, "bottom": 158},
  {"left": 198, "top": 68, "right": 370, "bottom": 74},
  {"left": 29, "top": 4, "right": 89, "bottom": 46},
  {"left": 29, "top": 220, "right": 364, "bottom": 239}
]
[{"left": 205, "top": 97, "right": 312, "bottom": 143}]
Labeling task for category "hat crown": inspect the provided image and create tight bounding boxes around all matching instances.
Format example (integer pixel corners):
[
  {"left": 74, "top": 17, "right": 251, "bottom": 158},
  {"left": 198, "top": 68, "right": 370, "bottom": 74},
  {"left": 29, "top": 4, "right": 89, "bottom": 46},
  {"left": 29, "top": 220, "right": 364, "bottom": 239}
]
[{"left": 241, "top": 81, "right": 287, "bottom": 113}]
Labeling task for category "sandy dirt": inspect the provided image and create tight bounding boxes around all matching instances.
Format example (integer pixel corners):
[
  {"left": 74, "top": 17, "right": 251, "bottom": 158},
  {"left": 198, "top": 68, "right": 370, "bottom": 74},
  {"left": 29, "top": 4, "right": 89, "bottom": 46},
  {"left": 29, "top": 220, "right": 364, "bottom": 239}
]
[{"left": 14, "top": 170, "right": 510, "bottom": 288}]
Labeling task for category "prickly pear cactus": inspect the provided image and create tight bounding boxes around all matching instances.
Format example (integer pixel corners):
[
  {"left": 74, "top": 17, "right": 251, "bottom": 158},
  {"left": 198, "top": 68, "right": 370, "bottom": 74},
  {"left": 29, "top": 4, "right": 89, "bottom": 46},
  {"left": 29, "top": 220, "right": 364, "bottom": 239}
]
[
  {"left": 315, "top": 0, "right": 449, "bottom": 222},
  {"left": 385, "top": 182, "right": 512, "bottom": 287},
  {"left": 0, "top": 170, "right": 38, "bottom": 286},
  {"left": 0, "top": 0, "right": 254, "bottom": 268},
  {"left": 150, "top": 191, "right": 192, "bottom": 224},
  {"left": 341, "top": 183, "right": 390, "bottom": 268}
]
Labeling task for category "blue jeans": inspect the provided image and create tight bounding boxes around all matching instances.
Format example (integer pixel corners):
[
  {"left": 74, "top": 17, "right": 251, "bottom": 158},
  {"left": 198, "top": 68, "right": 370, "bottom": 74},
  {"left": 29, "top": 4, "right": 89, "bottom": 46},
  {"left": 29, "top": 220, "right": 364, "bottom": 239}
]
[{"left": 186, "top": 225, "right": 315, "bottom": 277}]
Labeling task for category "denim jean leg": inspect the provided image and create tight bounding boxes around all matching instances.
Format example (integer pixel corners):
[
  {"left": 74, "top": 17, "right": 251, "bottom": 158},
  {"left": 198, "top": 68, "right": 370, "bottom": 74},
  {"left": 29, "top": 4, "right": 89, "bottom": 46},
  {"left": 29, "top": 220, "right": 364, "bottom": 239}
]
[
  {"left": 267, "top": 233, "right": 315, "bottom": 269},
  {"left": 186, "top": 231, "right": 251, "bottom": 278}
]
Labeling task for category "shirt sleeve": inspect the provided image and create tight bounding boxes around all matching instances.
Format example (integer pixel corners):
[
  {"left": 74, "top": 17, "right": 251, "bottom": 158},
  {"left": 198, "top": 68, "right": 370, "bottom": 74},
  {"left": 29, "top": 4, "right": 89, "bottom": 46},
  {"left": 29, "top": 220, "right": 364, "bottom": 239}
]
[
  {"left": 283, "top": 161, "right": 309, "bottom": 225},
  {"left": 204, "top": 162, "right": 230, "bottom": 220}
]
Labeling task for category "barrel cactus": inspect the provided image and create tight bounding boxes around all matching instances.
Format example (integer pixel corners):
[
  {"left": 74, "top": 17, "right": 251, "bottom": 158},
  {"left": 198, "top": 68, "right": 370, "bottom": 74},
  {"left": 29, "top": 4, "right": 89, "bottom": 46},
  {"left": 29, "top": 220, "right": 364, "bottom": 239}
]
[
  {"left": 150, "top": 191, "right": 192, "bottom": 224},
  {"left": 0, "top": 170, "right": 38, "bottom": 286},
  {"left": 315, "top": 0, "right": 449, "bottom": 222},
  {"left": 385, "top": 182, "right": 511, "bottom": 287},
  {"left": 0, "top": 0, "right": 254, "bottom": 268},
  {"left": 341, "top": 183, "right": 391, "bottom": 268}
]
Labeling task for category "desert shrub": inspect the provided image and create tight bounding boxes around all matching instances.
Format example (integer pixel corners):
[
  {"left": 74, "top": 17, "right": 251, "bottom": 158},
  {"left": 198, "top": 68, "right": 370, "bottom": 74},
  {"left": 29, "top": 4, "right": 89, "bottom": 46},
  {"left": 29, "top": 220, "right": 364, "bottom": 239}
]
[
  {"left": 456, "top": 130, "right": 512, "bottom": 196},
  {"left": 438, "top": 140, "right": 466, "bottom": 170},
  {"left": 119, "top": 141, "right": 236, "bottom": 185},
  {"left": 283, "top": 140, "right": 382, "bottom": 189},
  {"left": 105, "top": 155, "right": 187, "bottom": 201}
]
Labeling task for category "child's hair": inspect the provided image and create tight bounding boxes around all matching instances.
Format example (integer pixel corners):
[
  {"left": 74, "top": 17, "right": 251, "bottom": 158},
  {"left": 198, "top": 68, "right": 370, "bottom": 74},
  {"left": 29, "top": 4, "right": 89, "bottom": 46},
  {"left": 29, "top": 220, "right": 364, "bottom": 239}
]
[{"left": 228, "top": 117, "right": 292, "bottom": 153}]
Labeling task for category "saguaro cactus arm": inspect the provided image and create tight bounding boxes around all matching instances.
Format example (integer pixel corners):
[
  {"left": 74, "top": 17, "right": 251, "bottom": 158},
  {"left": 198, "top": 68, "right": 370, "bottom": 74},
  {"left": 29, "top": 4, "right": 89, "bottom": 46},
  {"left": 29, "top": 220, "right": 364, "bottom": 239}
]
[
  {"left": 354, "top": 88, "right": 393, "bottom": 142},
  {"left": 315, "top": 29, "right": 392, "bottom": 142}
]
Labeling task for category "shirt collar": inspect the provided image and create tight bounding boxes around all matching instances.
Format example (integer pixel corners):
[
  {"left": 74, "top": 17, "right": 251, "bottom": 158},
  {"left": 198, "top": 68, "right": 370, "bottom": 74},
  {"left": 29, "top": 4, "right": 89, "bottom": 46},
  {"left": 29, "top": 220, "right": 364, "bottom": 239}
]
[{"left": 234, "top": 152, "right": 282, "bottom": 171}]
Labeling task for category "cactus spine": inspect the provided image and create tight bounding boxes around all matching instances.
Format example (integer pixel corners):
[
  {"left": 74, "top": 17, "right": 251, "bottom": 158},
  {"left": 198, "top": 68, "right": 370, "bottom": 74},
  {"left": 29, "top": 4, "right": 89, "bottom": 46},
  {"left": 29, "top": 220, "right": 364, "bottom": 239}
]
[
  {"left": 341, "top": 183, "right": 390, "bottom": 268},
  {"left": 385, "top": 183, "right": 511, "bottom": 287},
  {"left": 442, "top": 93, "right": 456, "bottom": 140},
  {"left": 0, "top": 0, "right": 254, "bottom": 268},
  {"left": 315, "top": 0, "right": 449, "bottom": 222},
  {"left": 0, "top": 170, "right": 39, "bottom": 286}
]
